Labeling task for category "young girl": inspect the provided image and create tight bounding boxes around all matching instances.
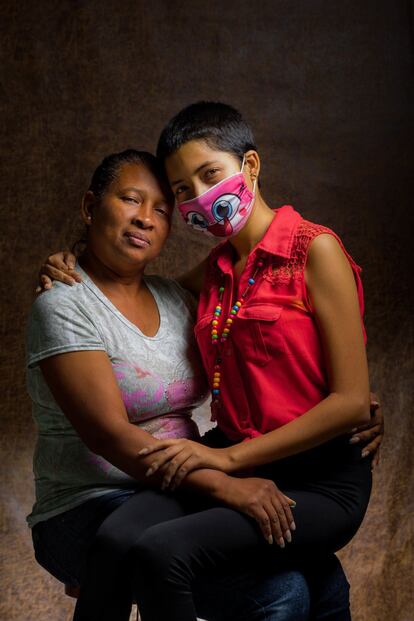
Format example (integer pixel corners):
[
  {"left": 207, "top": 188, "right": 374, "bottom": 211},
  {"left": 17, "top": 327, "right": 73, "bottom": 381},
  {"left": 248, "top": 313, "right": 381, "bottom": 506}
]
[{"left": 128, "top": 101, "right": 373, "bottom": 618}]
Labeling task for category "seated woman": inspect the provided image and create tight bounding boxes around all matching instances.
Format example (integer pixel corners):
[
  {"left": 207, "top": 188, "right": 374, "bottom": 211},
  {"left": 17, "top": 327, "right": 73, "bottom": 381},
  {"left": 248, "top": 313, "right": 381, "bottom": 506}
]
[{"left": 28, "top": 148, "right": 376, "bottom": 621}]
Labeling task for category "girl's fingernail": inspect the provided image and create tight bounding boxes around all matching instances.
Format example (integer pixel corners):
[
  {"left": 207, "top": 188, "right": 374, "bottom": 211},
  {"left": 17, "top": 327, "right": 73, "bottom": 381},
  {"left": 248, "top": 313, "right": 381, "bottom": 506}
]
[
  {"left": 290, "top": 521, "right": 296, "bottom": 531},
  {"left": 285, "top": 530, "right": 292, "bottom": 543},
  {"left": 267, "top": 535, "right": 273, "bottom": 545},
  {"left": 138, "top": 448, "right": 149, "bottom": 455},
  {"left": 350, "top": 428, "right": 358, "bottom": 433},
  {"left": 362, "top": 450, "right": 370, "bottom": 458},
  {"left": 290, "top": 501, "right": 296, "bottom": 508},
  {"left": 278, "top": 538, "right": 285, "bottom": 548},
  {"left": 349, "top": 437, "right": 360, "bottom": 444},
  {"left": 145, "top": 468, "right": 153, "bottom": 477}
]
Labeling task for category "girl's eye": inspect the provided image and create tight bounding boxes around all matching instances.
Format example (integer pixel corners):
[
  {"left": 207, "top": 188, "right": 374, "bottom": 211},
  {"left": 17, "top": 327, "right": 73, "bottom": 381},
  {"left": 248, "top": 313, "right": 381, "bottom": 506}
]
[
  {"left": 123, "top": 196, "right": 139, "bottom": 204},
  {"left": 205, "top": 168, "right": 220, "bottom": 179},
  {"left": 175, "top": 186, "right": 187, "bottom": 197}
]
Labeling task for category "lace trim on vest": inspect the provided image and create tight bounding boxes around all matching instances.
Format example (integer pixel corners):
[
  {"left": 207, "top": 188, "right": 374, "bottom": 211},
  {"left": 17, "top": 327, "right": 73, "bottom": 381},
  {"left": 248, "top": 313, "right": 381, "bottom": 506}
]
[{"left": 264, "top": 220, "right": 333, "bottom": 284}]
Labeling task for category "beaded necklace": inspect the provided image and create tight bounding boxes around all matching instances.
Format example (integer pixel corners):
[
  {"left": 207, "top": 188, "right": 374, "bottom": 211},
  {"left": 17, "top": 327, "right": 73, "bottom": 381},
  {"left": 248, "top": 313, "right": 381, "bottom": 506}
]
[{"left": 210, "top": 257, "right": 264, "bottom": 420}]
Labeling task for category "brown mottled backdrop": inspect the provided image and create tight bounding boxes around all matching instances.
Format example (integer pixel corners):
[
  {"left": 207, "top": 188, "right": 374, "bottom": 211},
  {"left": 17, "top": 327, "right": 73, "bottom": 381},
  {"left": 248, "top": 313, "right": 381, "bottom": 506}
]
[{"left": 0, "top": 1, "right": 413, "bottom": 620}]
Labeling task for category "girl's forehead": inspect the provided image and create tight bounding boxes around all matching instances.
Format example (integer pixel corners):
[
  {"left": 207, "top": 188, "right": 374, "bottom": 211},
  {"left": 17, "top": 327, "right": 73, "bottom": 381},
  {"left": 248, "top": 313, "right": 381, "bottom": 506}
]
[{"left": 165, "top": 140, "right": 236, "bottom": 178}]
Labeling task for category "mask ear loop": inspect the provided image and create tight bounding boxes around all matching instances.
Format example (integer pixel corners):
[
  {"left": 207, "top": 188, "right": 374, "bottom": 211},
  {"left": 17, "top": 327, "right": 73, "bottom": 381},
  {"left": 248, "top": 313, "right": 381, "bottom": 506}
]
[{"left": 241, "top": 154, "right": 258, "bottom": 193}]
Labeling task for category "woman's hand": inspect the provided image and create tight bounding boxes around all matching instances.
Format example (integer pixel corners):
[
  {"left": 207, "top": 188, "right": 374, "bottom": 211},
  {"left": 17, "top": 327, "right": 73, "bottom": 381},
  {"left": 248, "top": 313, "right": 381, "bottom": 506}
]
[
  {"left": 36, "top": 250, "right": 81, "bottom": 292},
  {"left": 349, "top": 392, "right": 384, "bottom": 468},
  {"left": 217, "top": 476, "right": 297, "bottom": 548},
  {"left": 138, "top": 439, "right": 235, "bottom": 490}
]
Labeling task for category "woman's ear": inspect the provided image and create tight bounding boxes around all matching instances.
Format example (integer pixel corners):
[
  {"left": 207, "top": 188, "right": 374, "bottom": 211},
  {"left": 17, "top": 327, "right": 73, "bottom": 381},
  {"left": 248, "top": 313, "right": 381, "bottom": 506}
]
[
  {"left": 81, "top": 191, "right": 96, "bottom": 225},
  {"left": 243, "top": 150, "right": 261, "bottom": 184}
]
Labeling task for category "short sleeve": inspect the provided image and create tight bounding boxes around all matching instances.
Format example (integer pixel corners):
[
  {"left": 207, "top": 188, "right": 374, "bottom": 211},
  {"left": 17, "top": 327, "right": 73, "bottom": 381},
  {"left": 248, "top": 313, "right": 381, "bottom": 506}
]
[{"left": 27, "top": 288, "right": 106, "bottom": 369}]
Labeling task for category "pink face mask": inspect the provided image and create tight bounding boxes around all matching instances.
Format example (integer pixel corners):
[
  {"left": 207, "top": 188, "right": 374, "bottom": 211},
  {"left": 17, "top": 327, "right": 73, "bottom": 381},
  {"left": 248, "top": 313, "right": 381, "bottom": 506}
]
[{"left": 177, "top": 156, "right": 257, "bottom": 238}]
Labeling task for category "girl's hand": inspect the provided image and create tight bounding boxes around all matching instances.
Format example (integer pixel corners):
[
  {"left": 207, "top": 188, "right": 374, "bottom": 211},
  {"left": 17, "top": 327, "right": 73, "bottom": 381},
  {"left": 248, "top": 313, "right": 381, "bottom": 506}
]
[
  {"left": 349, "top": 392, "right": 384, "bottom": 467},
  {"left": 218, "top": 476, "right": 297, "bottom": 547},
  {"left": 138, "top": 439, "right": 234, "bottom": 490},
  {"left": 36, "top": 250, "right": 81, "bottom": 292}
]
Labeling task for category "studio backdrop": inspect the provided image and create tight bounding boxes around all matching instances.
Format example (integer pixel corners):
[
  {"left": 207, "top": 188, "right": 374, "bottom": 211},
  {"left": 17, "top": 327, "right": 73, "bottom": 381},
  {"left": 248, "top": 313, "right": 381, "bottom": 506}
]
[{"left": 0, "top": 1, "right": 413, "bottom": 620}]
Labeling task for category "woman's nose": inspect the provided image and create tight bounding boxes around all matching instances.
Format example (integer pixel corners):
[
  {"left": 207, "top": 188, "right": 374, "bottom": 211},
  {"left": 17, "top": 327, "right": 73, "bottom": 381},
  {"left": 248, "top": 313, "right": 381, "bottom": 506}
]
[{"left": 133, "top": 202, "right": 154, "bottom": 227}]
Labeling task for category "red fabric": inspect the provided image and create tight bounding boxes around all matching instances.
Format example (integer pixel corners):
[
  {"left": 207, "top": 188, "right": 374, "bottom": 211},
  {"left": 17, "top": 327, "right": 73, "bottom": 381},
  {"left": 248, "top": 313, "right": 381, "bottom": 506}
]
[{"left": 195, "top": 205, "right": 366, "bottom": 442}]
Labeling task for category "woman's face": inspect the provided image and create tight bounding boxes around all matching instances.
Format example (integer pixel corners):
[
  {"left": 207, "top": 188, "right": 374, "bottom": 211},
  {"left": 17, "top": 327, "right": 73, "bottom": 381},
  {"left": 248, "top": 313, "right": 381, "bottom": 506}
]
[{"left": 84, "top": 162, "right": 173, "bottom": 271}]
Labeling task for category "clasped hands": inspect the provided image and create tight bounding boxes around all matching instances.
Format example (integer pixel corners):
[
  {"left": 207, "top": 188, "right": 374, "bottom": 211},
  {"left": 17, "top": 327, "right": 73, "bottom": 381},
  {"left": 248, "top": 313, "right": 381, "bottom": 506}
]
[
  {"left": 139, "top": 439, "right": 233, "bottom": 491},
  {"left": 140, "top": 394, "right": 384, "bottom": 492}
]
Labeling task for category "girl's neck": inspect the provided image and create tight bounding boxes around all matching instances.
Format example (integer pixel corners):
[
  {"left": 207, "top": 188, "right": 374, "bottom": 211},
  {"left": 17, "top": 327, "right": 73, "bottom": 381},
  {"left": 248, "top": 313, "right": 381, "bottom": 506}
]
[{"left": 229, "top": 194, "right": 275, "bottom": 261}]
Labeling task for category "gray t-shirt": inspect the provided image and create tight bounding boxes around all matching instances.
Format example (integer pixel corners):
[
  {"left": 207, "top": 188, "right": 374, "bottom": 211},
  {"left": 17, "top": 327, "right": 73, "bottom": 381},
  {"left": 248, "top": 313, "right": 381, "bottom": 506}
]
[{"left": 26, "top": 266, "right": 208, "bottom": 527}]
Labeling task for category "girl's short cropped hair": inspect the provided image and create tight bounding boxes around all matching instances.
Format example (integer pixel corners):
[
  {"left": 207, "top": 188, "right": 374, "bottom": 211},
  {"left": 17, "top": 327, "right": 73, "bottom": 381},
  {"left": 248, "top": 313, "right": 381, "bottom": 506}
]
[{"left": 156, "top": 101, "right": 257, "bottom": 163}]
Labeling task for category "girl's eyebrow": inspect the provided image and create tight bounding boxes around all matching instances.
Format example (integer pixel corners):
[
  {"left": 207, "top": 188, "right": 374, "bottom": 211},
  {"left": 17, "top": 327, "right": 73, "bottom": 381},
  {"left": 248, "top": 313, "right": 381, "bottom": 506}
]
[{"left": 171, "top": 161, "right": 218, "bottom": 187}]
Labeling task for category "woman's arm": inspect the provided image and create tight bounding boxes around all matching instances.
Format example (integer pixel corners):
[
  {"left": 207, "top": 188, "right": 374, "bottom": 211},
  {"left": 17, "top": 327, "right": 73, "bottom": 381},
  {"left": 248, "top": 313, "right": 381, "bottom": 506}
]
[
  {"left": 141, "top": 234, "right": 371, "bottom": 484},
  {"left": 35, "top": 251, "right": 208, "bottom": 299},
  {"left": 40, "top": 349, "right": 295, "bottom": 545}
]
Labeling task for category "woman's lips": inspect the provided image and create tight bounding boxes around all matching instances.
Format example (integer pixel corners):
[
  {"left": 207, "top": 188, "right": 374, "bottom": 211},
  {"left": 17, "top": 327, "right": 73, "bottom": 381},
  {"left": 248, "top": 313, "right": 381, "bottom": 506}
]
[{"left": 125, "top": 232, "right": 151, "bottom": 248}]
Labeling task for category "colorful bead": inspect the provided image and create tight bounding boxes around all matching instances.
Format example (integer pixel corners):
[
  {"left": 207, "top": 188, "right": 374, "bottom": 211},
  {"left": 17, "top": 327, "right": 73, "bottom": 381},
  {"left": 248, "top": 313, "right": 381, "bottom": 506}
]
[{"left": 210, "top": 265, "right": 264, "bottom": 407}]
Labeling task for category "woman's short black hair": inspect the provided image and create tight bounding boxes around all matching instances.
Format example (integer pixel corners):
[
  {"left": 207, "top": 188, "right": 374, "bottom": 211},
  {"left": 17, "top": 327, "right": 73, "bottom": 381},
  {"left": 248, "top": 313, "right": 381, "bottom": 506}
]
[
  {"left": 156, "top": 101, "right": 257, "bottom": 163},
  {"left": 89, "top": 149, "right": 171, "bottom": 200}
]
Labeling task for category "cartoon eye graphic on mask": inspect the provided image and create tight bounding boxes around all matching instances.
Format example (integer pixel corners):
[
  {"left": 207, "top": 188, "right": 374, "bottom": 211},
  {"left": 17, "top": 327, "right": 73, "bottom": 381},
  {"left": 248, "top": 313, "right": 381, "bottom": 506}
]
[
  {"left": 186, "top": 211, "right": 209, "bottom": 231},
  {"left": 211, "top": 193, "right": 241, "bottom": 222}
]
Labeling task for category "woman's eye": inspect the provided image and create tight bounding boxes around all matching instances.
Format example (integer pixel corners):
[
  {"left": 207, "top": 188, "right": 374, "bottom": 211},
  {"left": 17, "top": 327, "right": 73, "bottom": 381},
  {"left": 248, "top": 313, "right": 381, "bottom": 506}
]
[
  {"left": 155, "top": 206, "right": 169, "bottom": 216},
  {"left": 123, "top": 196, "right": 139, "bottom": 204}
]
